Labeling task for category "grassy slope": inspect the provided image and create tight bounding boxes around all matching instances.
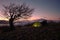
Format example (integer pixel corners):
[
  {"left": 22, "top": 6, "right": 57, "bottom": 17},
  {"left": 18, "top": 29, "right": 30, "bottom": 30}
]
[{"left": 0, "top": 23, "right": 60, "bottom": 40}]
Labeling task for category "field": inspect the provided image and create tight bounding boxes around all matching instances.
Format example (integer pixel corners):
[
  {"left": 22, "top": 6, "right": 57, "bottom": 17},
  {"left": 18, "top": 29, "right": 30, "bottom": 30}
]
[{"left": 0, "top": 22, "right": 60, "bottom": 40}]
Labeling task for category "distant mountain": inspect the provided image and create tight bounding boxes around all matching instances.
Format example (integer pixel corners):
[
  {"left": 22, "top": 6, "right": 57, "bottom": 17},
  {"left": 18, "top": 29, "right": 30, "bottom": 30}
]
[
  {"left": 15, "top": 18, "right": 48, "bottom": 26},
  {"left": 33, "top": 18, "right": 47, "bottom": 22},
  {"left": 15, "top": 18, "right": 60, "bottom": 26},
  {"left": 14, "top": 20, "right": 33, "bottom": 26},
  {"left": 0, "top": 19, "right": 59, "bottom": 26},
  {"left": 0, "top": 20, "right": 8, "bottom": 24}
]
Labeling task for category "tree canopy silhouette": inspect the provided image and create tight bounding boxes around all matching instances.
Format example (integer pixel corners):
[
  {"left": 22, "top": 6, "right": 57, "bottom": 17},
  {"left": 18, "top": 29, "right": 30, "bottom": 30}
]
[{"left": 3, "top": 3, "right": 34, "bottom": 30}]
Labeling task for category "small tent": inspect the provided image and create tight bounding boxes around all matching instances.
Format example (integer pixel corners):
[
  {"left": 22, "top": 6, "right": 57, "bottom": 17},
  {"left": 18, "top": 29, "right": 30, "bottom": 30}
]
[{"left": 32, "top": 22, "right": 42, "bottom": 27}]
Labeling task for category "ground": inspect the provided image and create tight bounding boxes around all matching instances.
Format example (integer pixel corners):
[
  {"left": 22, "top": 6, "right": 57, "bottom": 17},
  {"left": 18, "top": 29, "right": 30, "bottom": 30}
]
[{"left": 0, "top": 23, "right": 60, "bottom": 40}]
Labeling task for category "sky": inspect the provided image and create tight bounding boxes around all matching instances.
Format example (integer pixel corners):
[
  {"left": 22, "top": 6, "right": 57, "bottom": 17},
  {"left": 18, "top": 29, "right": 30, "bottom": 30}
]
[{"left": 0, "top": 0, "right": 60, "bottom": 20}]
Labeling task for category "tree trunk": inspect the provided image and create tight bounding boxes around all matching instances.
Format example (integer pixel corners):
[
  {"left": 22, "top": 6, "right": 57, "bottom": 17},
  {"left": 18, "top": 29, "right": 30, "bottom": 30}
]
[{"left": 9, "top": 18, "right": 15, "bottom": 30}]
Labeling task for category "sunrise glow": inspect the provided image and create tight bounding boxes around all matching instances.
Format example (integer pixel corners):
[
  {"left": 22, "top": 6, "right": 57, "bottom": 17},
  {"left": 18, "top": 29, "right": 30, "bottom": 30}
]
[{"left": 0, "top": 17, "right": 8, "bottom": 21}]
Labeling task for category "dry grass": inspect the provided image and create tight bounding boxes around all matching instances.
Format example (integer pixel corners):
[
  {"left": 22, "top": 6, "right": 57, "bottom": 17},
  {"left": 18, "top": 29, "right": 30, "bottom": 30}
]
[{"left": 0, "top": 23, "right": 60, "bottom": 40}]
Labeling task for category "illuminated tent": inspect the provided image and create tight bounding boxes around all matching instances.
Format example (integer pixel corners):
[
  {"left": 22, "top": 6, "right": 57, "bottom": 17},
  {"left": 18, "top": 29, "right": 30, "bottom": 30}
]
[{"left": 32, "top": 22, "right": 42, "bottom": 27}]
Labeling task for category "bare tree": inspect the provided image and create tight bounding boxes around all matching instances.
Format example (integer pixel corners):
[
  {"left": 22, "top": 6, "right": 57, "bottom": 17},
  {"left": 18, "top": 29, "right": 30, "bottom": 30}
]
[{"left": 3, "top": 3, "right": 34, "bottom": 30}]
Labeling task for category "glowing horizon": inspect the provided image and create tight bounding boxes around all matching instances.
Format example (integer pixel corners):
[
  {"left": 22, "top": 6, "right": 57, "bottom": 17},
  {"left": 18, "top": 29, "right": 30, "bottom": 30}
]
[{"left": 0, "top": 15, "right": 59, "bottom": 21}]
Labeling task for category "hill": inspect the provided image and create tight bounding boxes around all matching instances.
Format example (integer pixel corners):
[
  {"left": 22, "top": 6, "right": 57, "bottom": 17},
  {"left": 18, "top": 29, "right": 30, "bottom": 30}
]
[
  {"left": 0, "top": 25, "right": 60, "bottom": 40},
  {"left": 0, "top": 19, "right": 60, "bottom": 40}
]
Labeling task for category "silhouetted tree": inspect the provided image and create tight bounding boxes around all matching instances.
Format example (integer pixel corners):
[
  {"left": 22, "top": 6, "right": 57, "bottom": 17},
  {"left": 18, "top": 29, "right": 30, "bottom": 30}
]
[{"left": 3, "top": 3, "right": 34, "bottom": 30}]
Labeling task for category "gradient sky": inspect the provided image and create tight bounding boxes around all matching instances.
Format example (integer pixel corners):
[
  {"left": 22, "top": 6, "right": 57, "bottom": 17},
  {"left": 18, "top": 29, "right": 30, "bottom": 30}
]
[{"left": 0, "top": 0, "right": 60, "bottom": 20}]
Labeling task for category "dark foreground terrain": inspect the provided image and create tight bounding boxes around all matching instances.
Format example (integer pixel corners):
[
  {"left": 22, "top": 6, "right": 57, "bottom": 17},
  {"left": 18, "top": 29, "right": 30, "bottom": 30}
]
[{"left": 0, "top": 23, "right": 60, "bottom": 40}]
